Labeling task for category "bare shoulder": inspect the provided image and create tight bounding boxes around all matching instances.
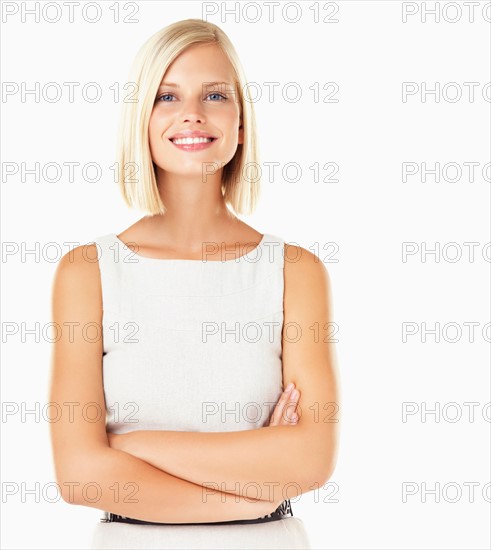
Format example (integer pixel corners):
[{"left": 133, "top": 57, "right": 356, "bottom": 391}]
[
  {"left": 283, "top": 242, "right": 332, "bottom": 305},
  {"left": 52, "top": 242, "right": 102, "bottom": 317}
]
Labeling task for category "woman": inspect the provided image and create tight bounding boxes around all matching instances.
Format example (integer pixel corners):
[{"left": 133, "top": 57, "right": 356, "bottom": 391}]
[{"left": 49, "top": 19, "right": 339, "bottom": 550}]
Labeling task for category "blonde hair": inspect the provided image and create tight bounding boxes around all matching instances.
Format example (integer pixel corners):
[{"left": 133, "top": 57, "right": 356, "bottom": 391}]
[{"left": 115, "top": 18, "right": 260, "bottom": 216}]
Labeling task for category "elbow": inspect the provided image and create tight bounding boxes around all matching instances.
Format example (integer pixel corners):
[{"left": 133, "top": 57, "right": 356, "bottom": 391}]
[
  {"left": 299, "top": 460, "right": 335, "bottom": 495},
  {"left": 300, "top": 427, "right": 339, "bottom": 493},
  {"left": 53, "top": 463, "right": 77, "bottom": 505},
  {"left": 278, "top": 426, "right": 339, "bottom": 497},
  {"left": 315, "top": 459, "right": 336, "bottom": 487},
  {"left": 58, "top": 478, "right": 80, "bottom": 505},
  {"left": 299, "top": 447, "right": 338, "bottom": 494},
  {"left": 55, "top": 465, "right": 83, "bottom": 505},
  {"left": 54, "top": 452, "right": 104, "bottom": 506}
]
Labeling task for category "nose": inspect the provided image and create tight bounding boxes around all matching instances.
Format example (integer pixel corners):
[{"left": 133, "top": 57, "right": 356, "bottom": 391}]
[{"left": 180, "top": 97, "right": 206, "bottom": 124}]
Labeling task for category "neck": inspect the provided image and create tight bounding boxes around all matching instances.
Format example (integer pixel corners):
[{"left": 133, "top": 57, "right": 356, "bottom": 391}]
[{"left": 148, "top": 168, "right": 239, "bottom": 248}]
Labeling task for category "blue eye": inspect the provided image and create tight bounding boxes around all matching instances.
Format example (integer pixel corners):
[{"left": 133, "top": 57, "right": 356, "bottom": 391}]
[
  {"left": 156, "top": 92, "right": 227, "bottom": 102},
  {"left": 207, "top": 92, "right": 227, "bottom": 101},
  {"left": 157, "top": 93, "right": 175, "bottom": 102}
]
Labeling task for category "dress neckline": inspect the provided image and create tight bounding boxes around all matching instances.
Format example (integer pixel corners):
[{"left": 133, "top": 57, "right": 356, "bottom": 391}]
[{"left": 110, "top": 233, "right": 267, "bottom": 264}]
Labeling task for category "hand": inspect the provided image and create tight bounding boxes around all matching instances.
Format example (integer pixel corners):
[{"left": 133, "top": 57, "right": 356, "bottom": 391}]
[{"left": 268, "top": 382, "right": 300, "bottom": 427}]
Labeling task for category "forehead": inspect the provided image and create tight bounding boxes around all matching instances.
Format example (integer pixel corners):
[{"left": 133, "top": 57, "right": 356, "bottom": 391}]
[{"left": 161, "top": 43, "right": 235, "bottom": 84}]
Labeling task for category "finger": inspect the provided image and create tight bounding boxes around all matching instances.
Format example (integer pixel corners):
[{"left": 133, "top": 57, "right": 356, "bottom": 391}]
[
  {"left": 282, "top": 389, "right": 301, "bottom": 424},
  {"left": 272, "top": 384, "right": 296, "bottom": 424},
  {"left": 269, "top": 384, "right": 295, "bottom": 426},
  {"left": 270, "top": 386, "right": 293, "bottom": 423},
  {"left": 275, "top": 389, "right": 300, "bottom": 426},
  {"left": 290, "top": 388, "right": 299, "bottom": 406}
]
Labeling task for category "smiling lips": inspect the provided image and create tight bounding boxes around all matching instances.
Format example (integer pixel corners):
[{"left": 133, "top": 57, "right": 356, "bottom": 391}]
[
  {"left": 172, "top": 136, "right": 214, "bottom": 145},
  {"left": 168, "top": 130, "right": 218, "bottom": 151}
]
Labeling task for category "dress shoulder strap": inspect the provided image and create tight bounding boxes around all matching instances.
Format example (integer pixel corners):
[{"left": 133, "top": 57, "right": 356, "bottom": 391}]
[{"left": 90, "top": 233, "right": 122, "bottom": 315}]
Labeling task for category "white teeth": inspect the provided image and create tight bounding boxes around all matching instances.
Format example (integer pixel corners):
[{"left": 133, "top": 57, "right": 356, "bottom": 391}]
[{"left": 171, "top": 137, "right": 214, "bottom": 145}]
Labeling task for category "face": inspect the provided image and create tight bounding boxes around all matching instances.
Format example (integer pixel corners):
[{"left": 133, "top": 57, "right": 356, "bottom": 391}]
[{"left": 148, "top": 43, "right": 244, "bottom": 181}]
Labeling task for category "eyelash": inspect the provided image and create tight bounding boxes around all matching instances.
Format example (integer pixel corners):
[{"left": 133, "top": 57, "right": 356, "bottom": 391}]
[{"left": 156, "top": 92, "right": 228, "bottom": 102}]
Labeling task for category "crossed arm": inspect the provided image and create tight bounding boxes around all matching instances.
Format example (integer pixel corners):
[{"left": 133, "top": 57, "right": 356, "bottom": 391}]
[
  {"left": 50, "top": 242, "right": 339, "bottom": 522},
  {"left": 107, "top": 244, "right": 340, "bottom": 503},
  {"left": 108, "top": 386, "right": 304, "bottom": 502}
]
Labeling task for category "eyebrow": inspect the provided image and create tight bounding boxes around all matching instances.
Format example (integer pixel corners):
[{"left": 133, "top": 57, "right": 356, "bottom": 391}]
[{"left": 158, "top": 81, "right": 234, "bottom": 91}]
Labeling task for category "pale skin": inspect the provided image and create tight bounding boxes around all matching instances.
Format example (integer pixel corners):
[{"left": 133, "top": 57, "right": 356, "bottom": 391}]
[{"left": 49, "top": 42, "right": 340, "bottom": 523}]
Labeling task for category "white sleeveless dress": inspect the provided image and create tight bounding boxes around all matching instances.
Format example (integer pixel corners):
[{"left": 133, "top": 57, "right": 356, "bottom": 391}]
[{"left": 89, "top": 232, "right": 312, "bottom": 549}]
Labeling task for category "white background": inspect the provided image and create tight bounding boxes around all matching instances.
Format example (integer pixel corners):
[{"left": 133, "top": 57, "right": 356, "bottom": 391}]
[{"left": 1, "top": 1, "right": 490, "bottom": 549}]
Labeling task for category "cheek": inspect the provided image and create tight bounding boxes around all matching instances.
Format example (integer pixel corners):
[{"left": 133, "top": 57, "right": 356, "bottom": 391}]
[
  {"left": 148, "top": 110, "right": 172, "bottom": 161},
  {"left": 148, "top": 111, "right": 162, "bottom": 143},
  {"left": 219, "top": 109, "right": 241, "bottom": 141}
]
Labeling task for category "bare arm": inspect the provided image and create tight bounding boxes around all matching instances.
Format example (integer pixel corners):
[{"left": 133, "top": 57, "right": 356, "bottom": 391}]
[
  {"left": 49, "top": 243, "right": 281, "bottom": 523},
  {"left": 57, "top": 445, "right": 278, "bottom": 523},
  {"left": 109, "top": 386, "right": 303, "bottom": 502},
  {"left": 107, "top": 244, "right": 340, "bottom": 503}
]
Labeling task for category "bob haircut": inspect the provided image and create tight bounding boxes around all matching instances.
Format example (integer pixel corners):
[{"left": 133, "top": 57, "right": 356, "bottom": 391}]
[{"left": 115, "top": 18, "right": 260, "bottom": 216}]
